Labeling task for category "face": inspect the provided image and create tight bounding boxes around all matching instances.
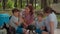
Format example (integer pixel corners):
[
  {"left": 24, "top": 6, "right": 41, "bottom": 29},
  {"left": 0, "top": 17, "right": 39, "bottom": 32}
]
[
  {"left": 38, "top": 16, "right": 43, "bottom": 21},
  {"left": 25, "top": 7, "right": 30, "bottom": 14},
  {"left": 14, "top": 11, "right": 19, "bottom": 17},
  {"left": 28, "top": 4, "right": 32, "bottom": 6},
  {"left": 44, "top": 13, "right": 50, "bottom": 16}
]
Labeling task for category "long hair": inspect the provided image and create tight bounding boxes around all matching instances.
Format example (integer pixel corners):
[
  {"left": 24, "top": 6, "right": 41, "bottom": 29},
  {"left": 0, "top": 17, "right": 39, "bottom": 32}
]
[
  {"left": 43, "top": 7, "right": 52, "bottom": 13},
  {"left": 43, "top": 7, "right": 56, "bottom": 14},
  {"left": 26, "top": 5, "right": 34, "bottom": 16}
]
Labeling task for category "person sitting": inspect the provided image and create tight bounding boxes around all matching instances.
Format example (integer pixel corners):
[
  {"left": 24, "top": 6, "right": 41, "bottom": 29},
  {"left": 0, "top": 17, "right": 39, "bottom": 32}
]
[
  {"left": 34, "top": 12, "right": 48, "bottom": 34},
  {"left": 21, "top": 5, "right": 34, "bottom": 29},
  {"left": 9, "top": 8, "right": 27, "bottom": 34},
  {"left": 43, "top": 7, "right": 58, "bottom": 34}
]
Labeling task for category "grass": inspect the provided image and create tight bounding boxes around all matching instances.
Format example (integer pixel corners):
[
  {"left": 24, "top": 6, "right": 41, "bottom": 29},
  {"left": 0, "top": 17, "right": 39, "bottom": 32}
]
[
  {"left": 57, "top": 14, "right": 60, "bottom": 29},
  {"left": 57, "top": 14, "right": 60, "bottom": 22}
]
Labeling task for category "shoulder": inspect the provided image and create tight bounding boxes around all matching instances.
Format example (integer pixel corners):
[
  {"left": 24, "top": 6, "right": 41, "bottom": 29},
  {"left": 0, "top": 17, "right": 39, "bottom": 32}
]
[
  {"left": 21, "top": 11, "right": 25, "bottom": 18},
  {"left": 12, "top": 16, "right": 16, "bottom": 19},
  {"left": 48, "top": 12, "right": 57, "bottom": 20},
  {"left": 35, "top": 18, "right": 38, "bottom": 21},
  {"left": 34, "top": 18, "right": 38, "bottom": 23},
  {"left": 10, "top": 16, "right": 18, "bottom": 21}
]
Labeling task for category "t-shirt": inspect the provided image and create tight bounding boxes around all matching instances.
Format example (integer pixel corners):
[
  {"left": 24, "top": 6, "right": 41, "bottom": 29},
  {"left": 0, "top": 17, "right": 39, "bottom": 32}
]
[
  {"left": 35, "top": 18, "right": 45, "bottom": 29},
  {"left": 21, "top": 11, "right": 34, "bottom": 25},
  {"left": 9, "top": 15, "right": 18, "bottom": 29},
  {"left": 45, "top": 12, "right": 58, "bottom": 32}
]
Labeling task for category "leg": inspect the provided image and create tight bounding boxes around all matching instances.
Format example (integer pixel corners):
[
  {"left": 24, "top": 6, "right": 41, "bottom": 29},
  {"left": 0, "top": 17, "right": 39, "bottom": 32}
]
[
  {"left": 16, "top": 28, "right": 23, "bottom": 34},
  {"left": 23, "top": 28, "right": 29, "bottom": 34},
  {"left": 42, "top": 31, "right": 48, "bottom": 34},
  {"left": 35, "top": 29, "right": 42, "bottom": 34}
]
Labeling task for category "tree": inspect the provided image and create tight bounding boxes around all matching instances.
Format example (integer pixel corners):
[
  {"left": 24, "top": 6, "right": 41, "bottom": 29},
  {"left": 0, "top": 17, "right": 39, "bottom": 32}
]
[
  {"left": 2, "top": 0, "right": 8, "bottom": 10},
  {"left": 35, "top": 0, "right": 36, "bottom": 9},
  {"left": 29, "top": 0, "right": 34, "bottom": 5},
  {"left": 27, "top": 0, "right": 29, "bottom": 5},
  {"left": 14, "top": 0, "right": 17, "bottom": 8},
  {"left": 6, "top": 0, "right": 14, "bottom": 8},
  {"left": 41, "top": 0, "right": 47, "bottom": 9},
  {"left": 19, "top": 0, "right": 22, "bottom": 8},
  {"left": 53, "top": 0, "right": 58, "bottom": 3},
  {"left": 0, "top": 0, "right": 2, "bottom": 8},
  {"left": 0, "top": 0, "right": 2, "bottom": 2},
  {"left": 2, "top": 0, "right": 5, "bottom": 10}
]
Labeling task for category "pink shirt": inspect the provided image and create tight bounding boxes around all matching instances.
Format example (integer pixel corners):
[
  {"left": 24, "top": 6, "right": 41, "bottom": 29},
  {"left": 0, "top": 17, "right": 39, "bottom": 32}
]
[
  {"left": 22, "top": 11, "right": 34, "bottom": 25},
  {"left": 24, "top": 14, "right": 34, "bottom": 25}
]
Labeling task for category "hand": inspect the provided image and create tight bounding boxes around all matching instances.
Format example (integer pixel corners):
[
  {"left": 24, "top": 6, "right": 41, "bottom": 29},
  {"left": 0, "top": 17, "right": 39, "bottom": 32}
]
[
  {"left": 40, "top": 26, "right": 45, "bottom": 30},
  {"left": 23, "top": 23, "right": 28, "bottom": 28}
]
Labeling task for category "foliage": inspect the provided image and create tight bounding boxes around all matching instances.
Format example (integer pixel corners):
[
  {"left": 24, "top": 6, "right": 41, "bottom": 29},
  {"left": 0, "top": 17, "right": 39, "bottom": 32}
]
[
  {"left": 22, "top": 1, "right": 26, "bottom": 8},
  {"left": 57, "top": 14, "right": 60, "bottom": 22},
  {"left": 6, "top": 0, "right": 14, "bottom": 8},
  {"left": 0, "top": 2, "right": 2, "bottom": 8}
]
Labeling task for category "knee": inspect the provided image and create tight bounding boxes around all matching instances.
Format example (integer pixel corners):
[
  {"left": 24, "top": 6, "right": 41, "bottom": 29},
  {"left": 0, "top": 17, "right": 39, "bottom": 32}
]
[{"left": 42, "top": 31, "right": 48, "bottom": 34}]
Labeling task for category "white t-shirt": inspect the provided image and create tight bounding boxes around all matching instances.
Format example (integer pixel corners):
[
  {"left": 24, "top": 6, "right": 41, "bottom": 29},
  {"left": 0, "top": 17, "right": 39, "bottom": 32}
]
[
  {"left": 9, "top": 15, "right": 18, "bottom": 29},
  {"left": 45, "top": 12, "right": 58, "bottom": 32}
]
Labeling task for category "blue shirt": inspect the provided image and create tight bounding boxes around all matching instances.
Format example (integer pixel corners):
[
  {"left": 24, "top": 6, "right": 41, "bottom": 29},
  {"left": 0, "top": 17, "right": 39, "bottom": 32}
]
[
  {"left": 35, "top": 18, "right": 45, "bottom": 29},
  {"left": 45, "top": 12, "right": 58, "bottom": 32}
]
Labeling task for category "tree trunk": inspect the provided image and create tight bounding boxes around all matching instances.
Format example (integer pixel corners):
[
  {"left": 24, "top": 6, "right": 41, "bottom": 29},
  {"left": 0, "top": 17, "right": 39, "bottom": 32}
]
[
  {"left": 27, "top": 0, "right": 29, "bottom": 5},
  {"left": 0, "top": 0, "right": 2, "bottom": 2},
  {"left": 3, "top": 0, "right": 6, "bottom": 10},
  {"left": 53, "top": 0, "right": 58, "bottom": 3},
  {"left": 19, "top": 0, "right": 22, "bottom": 8},
  {"left": 35, "top": 0, "right": 36, "bottom": 9},
  {"left": 29, "top": 0, "right": 34, "bottom": 6},
  {"left": 41, "top": 0, "right": 47, "bottom": 9},
  {"left": 14, "top": 0, "right": 17, "bottom": 8}
]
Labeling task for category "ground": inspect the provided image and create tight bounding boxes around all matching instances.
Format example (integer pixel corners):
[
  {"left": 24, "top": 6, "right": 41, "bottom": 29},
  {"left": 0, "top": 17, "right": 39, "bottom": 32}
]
[{"left": 55, "top": 29, "right": 60, "bottom": 34}]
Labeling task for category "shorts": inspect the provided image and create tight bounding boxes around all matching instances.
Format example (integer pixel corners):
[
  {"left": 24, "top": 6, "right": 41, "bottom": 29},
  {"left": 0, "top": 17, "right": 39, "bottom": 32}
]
[
  {"left": 16, "top": 27, "right": 23, "bottom": 34},
  {"left": 35, "top": 28, "right": 43, "bottom": 34}
]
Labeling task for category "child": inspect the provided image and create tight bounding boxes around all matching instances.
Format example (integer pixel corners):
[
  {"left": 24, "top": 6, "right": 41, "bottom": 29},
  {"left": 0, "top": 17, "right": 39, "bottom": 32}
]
[
  {"left": 35, "top": 13, "right": 48, "bottom": 34},
  {"left": 9, "top": 8, "right": 27, "bottom": 34}
]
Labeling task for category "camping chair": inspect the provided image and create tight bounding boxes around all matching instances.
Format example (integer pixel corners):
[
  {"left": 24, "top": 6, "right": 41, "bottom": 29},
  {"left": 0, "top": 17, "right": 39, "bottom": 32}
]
[
  {"left": 0, "top": 14, "right": 10, "bottom": 34},
  {"left": 0, "top": 14, "right": 10, "bottom": 28}
]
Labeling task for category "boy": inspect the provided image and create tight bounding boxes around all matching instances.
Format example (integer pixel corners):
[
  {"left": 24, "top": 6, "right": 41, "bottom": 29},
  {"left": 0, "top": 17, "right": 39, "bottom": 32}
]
[
  {"left": 9, "top": 8, "right": 27, "bottom": 34},
  {"left": 35, "top": 13, "right": 48, "bottom": 34}
]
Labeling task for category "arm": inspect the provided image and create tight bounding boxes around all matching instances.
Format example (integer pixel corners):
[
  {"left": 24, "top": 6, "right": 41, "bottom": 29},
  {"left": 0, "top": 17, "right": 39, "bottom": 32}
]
[
  {"left": 49, "top": 14, "right": 54, "bottom": 34},
  {"left": 41, "top": 26, "right": 45, "bottom": 30},
  {"left": 13, "top": 17, "right": 19, "bottom": 26},
  {"left": 23, "top": 18, "right": 28, "bottom": 28},
  {"left": 50, "top": 21, "right": 54, "bottom": 34},
  {"left": 15, "top": 22, "right": 19, "bottom": 26},
  {"left": 41, "top": 20, "right": 46, "bottom": 30}
]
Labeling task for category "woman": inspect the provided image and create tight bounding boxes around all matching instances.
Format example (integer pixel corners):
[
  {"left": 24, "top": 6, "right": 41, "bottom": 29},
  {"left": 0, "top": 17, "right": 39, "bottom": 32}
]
[
  {"left": 22, "top": 5, "right": 34, "bottom": 28},
  {"left": 43, "top": 7, "right": 58, "bottom": 34}
]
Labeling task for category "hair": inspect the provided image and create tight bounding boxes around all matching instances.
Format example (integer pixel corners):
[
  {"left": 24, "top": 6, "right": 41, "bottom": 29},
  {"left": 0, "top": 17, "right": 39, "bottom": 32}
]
[
  {"left": 26, "top": 4, "right": 34, "bottom": 15},
  {"left": 37, "top": 12, "right": 43, "bottom": 17},
  {"left": 43, "top": 7, "right": 53, "bottom": 13},
  {"left": 51, "top": 9, "right": 56, "bottom": 14},
  {"left": 12, "top": 8, "right": 20, "bottom": 14}
]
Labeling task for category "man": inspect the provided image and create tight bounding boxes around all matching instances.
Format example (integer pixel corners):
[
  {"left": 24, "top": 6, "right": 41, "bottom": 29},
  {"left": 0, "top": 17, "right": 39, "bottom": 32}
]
[{"left": 43, "top": 7, "right": 58, "bottom": 34}]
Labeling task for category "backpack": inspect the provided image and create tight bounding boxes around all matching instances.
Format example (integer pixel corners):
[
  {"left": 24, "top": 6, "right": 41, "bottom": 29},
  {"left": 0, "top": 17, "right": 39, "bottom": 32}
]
[{"left": 9, "top": 16, "right": 12, "bottom": 20}]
